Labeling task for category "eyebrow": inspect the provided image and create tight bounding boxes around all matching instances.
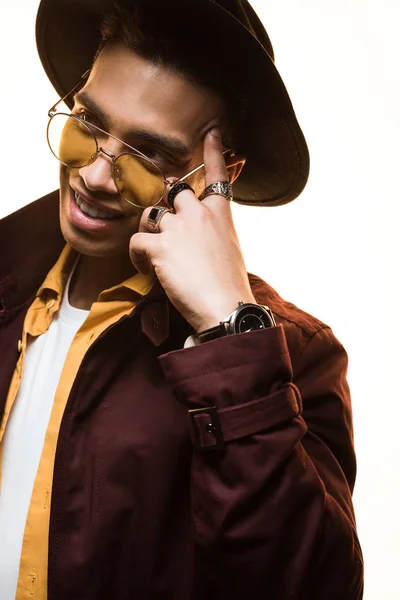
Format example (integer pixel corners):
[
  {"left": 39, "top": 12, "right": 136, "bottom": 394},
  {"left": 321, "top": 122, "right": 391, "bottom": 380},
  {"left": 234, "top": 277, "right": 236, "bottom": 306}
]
[{"left": 73, "top": 90, "right": 192, "bottom": 160}]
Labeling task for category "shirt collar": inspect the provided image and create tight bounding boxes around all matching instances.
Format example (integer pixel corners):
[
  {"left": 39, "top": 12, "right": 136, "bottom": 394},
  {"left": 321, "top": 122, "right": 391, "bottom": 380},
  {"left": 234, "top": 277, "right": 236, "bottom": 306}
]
[
  {"left": 37, "top": 243, "right": 156, "bottom": 304},
  {"left": 36, "top": 243, "right": 173, "bottom": 346}
]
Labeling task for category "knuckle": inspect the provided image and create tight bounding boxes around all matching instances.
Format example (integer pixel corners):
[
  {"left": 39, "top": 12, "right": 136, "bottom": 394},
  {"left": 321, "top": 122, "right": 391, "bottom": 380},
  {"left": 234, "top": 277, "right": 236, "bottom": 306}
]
[
  {"left": 129, "top": 230, "right": 141, "bottom": 243},
  {"left": 141, "top": 207, "right": 152, "bottom": 219},
  {"left": 199, "top": 204, "right": 214, "bottom": 224},
  {"left": 128, "top": 234, "right": 137, "bottom": 250}
]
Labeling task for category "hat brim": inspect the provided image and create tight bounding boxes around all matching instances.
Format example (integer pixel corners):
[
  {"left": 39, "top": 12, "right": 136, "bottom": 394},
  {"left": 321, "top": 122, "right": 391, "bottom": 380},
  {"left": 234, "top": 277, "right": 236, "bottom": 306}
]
[{"left": 36, "top": 0, "right": 310, "bottom": 207}]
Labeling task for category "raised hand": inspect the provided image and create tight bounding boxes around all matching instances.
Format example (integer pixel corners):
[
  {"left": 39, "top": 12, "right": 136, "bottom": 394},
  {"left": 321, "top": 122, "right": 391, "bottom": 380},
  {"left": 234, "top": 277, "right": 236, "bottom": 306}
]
[{"left": 129, "top": 128, "right": 256, "bottom": 333}]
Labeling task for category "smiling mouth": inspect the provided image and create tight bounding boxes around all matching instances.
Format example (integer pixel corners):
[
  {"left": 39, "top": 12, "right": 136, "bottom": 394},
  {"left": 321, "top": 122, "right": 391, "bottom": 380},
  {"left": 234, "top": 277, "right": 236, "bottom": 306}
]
[{"left": 74, "top": 192, "right": 123, "bottom": 220}]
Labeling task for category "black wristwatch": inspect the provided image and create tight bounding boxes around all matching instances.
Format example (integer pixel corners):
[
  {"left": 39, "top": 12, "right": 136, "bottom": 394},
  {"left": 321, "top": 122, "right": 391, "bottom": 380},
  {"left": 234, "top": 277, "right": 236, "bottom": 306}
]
[{"left": 195, "top": 301, "right": 276, "bottom": 344}]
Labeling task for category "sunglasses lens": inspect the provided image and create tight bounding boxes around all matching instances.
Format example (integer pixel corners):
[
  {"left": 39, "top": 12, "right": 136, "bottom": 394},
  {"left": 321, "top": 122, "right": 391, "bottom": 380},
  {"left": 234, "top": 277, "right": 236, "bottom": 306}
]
[
  {"left": 114, "top": 153, "right": 165, "bottom": 208},
  {"left": 47, "top": 114, "right": 97, "bottom": 168},
  {"left": 47, "top": 114, "right": 165, "bottom": 208}
]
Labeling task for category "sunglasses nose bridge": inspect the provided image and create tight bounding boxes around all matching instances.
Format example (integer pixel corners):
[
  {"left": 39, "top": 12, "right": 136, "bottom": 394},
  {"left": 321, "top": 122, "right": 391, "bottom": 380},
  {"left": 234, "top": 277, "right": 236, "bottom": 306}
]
[{"left": 98, "top": 146, "right": 116, "bottom": 160}]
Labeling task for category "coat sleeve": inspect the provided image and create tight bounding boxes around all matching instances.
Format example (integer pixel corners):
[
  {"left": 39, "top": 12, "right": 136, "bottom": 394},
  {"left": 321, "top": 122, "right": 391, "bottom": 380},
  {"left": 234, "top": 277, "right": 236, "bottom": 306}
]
[{"left": 159, "top": 324, "right": 364, "bottom": 599}]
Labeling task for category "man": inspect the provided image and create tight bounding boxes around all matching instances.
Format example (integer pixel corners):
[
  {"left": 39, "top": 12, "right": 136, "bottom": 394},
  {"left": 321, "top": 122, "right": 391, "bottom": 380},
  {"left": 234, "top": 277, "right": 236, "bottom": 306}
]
[{"left": 0, "top": 0, "right": 363, "bottom": 598}]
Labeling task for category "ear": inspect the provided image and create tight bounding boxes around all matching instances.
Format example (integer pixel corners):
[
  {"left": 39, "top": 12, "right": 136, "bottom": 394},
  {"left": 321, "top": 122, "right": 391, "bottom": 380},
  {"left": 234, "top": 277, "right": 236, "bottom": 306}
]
[{"left": 226, "top": 154, "right": 246, "bottom": 184}]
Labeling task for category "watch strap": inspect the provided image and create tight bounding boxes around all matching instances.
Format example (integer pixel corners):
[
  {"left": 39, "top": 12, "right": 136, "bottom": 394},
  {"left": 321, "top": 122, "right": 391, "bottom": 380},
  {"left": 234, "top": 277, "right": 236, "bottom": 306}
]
[{"left": 195, "top": 321, "right": 229, "bottom": 344}]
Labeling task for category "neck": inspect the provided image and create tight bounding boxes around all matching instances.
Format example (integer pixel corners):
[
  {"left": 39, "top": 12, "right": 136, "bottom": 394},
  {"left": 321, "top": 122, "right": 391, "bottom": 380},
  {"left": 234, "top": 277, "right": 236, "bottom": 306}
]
[{"left": 68, "top": 252, "right": 137, "bottom": 310}]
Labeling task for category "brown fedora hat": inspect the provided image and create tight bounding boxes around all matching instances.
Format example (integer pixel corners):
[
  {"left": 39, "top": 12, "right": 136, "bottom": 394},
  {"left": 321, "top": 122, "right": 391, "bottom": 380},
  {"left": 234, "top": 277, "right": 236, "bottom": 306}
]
[{"left": 36, "top": 0, "right": 310, "bottom": 207}]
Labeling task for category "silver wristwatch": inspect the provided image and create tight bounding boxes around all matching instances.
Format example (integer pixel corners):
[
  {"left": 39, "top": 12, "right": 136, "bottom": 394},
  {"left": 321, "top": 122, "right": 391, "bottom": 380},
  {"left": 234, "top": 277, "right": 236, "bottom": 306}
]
[{"left": 195, "top": 301, "right": 276, "bottom": 344}]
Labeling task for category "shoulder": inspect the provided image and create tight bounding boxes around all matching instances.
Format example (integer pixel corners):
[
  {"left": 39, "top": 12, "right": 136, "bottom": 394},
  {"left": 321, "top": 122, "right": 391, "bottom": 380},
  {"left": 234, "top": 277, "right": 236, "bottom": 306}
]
[{"left": 248, "top": 272, "right": 330, "bottom": 335}]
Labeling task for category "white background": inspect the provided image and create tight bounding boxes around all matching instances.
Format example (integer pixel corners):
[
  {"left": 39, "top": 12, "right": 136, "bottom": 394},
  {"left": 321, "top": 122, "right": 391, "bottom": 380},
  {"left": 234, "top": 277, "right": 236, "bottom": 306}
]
[{"left": 0, "top": 1, "right": 399, "bottom": 598}]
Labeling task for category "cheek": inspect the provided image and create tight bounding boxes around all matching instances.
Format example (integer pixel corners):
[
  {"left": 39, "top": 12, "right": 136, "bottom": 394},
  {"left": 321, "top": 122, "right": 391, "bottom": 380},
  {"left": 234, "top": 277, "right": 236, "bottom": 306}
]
[
  {"left": 189, "top": 170, "right": 207, "bottom": 198},
  {"left": 59, "top": 164, "right": 67, "bottom": 188},
  {"left": 125, "top": 212, "right": 142, "bottom": 234},
  {"left": 59, "top": 165, "right": 76, "bottom": 199},
  {"left": 59, "top": 167, "right": 70, "bottom": 218}
]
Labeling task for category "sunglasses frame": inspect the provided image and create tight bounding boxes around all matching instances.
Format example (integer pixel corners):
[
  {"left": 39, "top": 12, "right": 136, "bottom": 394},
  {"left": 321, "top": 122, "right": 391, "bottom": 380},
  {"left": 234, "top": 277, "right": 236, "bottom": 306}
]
[{"left": 47, "top": 70, "right": 234, "bottom": 209}]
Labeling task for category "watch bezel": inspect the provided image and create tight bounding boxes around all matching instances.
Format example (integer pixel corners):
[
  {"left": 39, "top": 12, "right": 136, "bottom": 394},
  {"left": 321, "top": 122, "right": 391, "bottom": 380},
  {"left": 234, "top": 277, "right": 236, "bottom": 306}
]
[{"left": 227, "top": 303, "right": 276, "bottom": 334}]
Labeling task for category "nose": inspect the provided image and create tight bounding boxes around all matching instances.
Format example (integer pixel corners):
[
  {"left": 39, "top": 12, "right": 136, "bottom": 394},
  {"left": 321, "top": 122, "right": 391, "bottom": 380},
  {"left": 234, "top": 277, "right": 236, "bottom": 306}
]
[{"left": 79, "top": 147, "right": 119, "bottom": 195}]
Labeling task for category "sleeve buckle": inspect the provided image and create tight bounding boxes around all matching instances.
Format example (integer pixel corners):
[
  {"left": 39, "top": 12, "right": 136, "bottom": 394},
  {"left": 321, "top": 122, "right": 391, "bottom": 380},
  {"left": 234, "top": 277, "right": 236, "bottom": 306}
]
[{"left": 188, "top": 406, "right": 225, "bottom": 450}]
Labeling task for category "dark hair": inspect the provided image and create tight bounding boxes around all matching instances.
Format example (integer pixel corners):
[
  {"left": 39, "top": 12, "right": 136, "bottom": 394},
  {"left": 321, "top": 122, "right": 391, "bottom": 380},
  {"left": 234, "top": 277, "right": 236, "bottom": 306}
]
[{"left": 94, "top": 1, "right": 248, "bottom": 151}]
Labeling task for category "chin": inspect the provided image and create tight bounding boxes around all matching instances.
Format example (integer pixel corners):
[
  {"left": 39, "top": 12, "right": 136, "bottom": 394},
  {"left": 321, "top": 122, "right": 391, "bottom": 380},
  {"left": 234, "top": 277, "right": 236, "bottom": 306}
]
[{"left": 59, "top": 219, "right": 134, "bottom": 259}]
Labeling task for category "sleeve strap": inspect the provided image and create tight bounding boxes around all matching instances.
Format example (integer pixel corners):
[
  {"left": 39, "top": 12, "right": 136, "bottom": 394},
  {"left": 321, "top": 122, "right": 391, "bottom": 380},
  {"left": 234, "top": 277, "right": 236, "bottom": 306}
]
[{"left": 188, "top": 383, "right": 302, "bottom": 450}]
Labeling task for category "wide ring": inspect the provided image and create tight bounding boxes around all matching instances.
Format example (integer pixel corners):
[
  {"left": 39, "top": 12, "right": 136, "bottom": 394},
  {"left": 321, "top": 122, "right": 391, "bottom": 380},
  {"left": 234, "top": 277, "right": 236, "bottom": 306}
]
[
  {"left": 203, "top": 181, "right": 233, "bottom": 201},
  {"left": 167, "top": 182, "right": 195, "bottom": 210},
  {"left": 147, "top": 206, "right": 172, "bottom": 233}
]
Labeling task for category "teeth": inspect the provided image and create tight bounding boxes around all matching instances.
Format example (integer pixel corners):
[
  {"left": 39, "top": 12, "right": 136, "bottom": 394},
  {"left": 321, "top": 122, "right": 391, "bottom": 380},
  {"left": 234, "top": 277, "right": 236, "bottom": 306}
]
[{"left": 74, "top": 192, "right": 118, "bottom": 220}]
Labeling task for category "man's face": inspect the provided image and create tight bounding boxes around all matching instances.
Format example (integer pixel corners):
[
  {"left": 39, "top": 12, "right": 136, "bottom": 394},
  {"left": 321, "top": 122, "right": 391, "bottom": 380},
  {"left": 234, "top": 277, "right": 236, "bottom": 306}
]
[{"left": 59, "top": 42, "right": 226, "bottom": 258}]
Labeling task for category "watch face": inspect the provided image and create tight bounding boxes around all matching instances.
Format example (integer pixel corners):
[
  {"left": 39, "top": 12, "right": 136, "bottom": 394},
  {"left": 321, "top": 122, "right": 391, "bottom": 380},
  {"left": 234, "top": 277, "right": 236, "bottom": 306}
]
[{"left": 234, "top": 305, "right": 274, "bottom": 334}]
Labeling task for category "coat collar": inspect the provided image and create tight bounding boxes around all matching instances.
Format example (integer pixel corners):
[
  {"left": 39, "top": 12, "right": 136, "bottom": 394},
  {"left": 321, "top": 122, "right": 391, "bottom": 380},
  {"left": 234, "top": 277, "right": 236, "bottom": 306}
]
[
  {"left": 0, "top": 191, "right": 65, "bottom": 313},
  {"left": 0, "top": 191, "right": 183, "bottom": 347}
]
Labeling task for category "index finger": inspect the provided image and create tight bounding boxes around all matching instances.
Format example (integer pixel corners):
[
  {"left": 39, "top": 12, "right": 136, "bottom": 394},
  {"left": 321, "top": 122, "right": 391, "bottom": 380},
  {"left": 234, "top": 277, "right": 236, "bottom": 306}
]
[{"left": 204, "top": 127, "right": 229, "bottom": 188}]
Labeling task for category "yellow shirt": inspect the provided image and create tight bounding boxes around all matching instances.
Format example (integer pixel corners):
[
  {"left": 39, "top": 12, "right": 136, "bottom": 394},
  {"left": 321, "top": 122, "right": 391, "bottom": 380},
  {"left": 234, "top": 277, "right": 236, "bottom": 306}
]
[{"left": 0, "top": 243, "right": 154, "bottom": 600}]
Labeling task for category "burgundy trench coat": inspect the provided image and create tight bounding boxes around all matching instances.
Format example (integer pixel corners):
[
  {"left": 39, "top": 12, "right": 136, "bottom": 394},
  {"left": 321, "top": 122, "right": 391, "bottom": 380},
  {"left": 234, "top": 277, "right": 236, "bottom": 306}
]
[{"left": 0, "top": 191, "right": 364, "bottom": 599}]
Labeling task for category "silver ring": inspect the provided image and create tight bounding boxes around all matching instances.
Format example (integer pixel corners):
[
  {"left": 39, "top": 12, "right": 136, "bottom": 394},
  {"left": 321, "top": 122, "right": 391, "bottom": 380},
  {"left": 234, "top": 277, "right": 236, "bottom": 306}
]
[
  {"left": 147, "top": 206, "right": 172, "bottom": 233},
  {"left": 203, "top": 181, "right": 233, "bottom": 201}
]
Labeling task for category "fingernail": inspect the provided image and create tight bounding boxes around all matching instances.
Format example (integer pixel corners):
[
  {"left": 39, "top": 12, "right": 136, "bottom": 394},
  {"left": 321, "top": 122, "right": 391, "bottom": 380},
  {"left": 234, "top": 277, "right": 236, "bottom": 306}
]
[{"left": 209, "top": 127, "right": 221, "bottom": 138}]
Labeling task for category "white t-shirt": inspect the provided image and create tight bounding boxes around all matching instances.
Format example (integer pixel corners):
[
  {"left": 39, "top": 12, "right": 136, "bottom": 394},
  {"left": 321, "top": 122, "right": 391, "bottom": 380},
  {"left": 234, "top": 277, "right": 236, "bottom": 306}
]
[{"left": 0, "top": 261, "right": 89, "bottom": 600}]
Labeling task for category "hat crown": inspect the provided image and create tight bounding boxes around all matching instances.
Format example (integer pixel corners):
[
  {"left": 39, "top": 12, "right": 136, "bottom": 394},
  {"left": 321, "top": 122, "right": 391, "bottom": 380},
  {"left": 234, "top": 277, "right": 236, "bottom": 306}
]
[
  {"left": 212, "top": 0, "right": 274, "bottom": 60},
  {"left": 96, "top": 0, "right": 275, "bottom": 59}
]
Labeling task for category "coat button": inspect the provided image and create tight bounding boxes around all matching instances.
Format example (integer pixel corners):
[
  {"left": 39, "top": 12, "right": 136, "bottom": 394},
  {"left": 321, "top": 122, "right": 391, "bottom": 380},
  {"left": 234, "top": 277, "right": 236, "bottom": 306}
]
[{"left": 17, "top": 340, "right": 22, "bottom": 352}]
